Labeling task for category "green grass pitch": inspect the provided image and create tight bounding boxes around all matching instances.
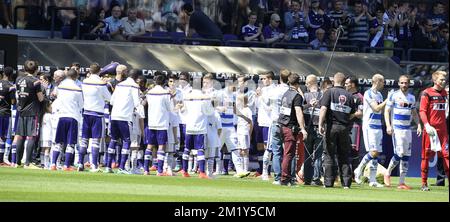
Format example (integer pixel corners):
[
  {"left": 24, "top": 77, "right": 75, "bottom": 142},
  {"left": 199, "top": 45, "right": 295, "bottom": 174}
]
[{"left": 0, "top": 167, "right": 448, "bottom": 202}]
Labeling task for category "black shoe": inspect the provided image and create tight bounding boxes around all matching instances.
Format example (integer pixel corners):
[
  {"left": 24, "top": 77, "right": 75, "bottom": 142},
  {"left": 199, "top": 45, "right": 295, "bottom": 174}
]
[{"left": 311, "top": 180, "right": 323, "bottom": 186}]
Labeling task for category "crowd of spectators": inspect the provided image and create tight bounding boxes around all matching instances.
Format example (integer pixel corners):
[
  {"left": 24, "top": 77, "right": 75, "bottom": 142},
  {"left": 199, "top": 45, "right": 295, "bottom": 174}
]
[{"left": 0, "top": 0, "right": 448, "bottom": 61}]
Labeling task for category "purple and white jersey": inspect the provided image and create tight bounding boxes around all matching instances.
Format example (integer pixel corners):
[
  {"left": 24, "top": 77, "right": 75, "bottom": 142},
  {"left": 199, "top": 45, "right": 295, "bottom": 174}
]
[
  {"left": 242, "top": 24, "right": 259, "bottom": 41},
  {"left": 182, "top": 89, "right": 214, "bottom": 135},
  {"left": 146, "top": 85, "right": 172, "bottom": 130},
  {"left": 52, "top": 79, "right": 83, "bottom": 123},
  {"left": 110, "top": 77, "right": 140, "bottom": 122},
  {"left": 82, "top": 74, "right": 111, "bottom": 116}
]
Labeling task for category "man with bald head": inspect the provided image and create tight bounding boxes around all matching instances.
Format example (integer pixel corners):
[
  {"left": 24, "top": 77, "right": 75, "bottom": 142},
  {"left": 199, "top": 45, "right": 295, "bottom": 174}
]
[
  {"left": 318, "top": 72, "right": 356, "bottom": 188},
  {"left": 354, "top": 73, "right": 388, "bottom": 187}
]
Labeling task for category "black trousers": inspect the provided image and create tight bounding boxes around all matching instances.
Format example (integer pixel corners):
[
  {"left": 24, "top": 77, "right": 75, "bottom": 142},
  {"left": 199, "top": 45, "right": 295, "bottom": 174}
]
[
  {"left": 436, "top": 157, "right": 446, "bottom": 186},
  {"left": 323, "top": 124, "right": 352, "bottom": 187},
  {"left": 304, "top": 126, "right": 323, "bottom": 184}
]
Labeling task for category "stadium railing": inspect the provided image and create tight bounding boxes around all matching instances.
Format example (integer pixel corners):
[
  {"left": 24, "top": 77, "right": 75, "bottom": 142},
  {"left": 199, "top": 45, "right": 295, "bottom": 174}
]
[
  {"left": 407, "top": 48, "right": 449, "bottom": 62},
  {"left": 179, "top": 37, "right": 223, "bottom": 46},
  {"left": 225, "top": 40, "right": 269, "bottom": 48},
  {"left": 364, "top": 47, "right": 406, "bottom": 60},
  {"left": 272, "top": 42, "right": 311, "bottom": 49}
]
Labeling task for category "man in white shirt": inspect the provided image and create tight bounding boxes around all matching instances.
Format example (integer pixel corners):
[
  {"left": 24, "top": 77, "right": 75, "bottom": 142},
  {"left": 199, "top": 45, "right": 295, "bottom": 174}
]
[
  {"left": 267, "top": 69, "right": 291, "bottom": 184},
  {"left": 256, "top": 71, "right": 277, "bottom": 180},
  {"left": 144, "top": 74, "right": 172, "bottom": 176},
  {"left": 121, "top": 8, "right": 145, "bottom": 41},
  {"left": 354, "top": 73, "right": 388, "bottom": 187},
  {"left": 78, "top": 63, "right": 111, "bottom": 172},
  {"left": 106, "top": 68, "right": 141, "bottom": 174},
  {"left": 180, "top": 85, "right": 214, "bottom": 179},
  {"left": 50, "top": 69, "right": 83, "bottom": 171}
]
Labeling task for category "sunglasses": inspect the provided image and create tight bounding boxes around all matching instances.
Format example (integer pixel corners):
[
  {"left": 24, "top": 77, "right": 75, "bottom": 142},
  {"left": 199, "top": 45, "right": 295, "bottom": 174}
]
[{"left": 274, "top": 20, "right": 281, "bottom": 23}]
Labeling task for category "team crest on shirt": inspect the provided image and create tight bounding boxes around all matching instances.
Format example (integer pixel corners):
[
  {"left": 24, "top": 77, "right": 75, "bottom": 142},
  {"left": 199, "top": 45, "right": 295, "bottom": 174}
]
[{"left": 339, "top": 95, "right": 347, "bottom": 105}]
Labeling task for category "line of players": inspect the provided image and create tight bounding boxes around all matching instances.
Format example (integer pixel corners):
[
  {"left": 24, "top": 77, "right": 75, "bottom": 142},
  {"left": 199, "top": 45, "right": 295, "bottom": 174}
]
[{"left": 0, "top": 60, "right": 448, "bottom": 190}]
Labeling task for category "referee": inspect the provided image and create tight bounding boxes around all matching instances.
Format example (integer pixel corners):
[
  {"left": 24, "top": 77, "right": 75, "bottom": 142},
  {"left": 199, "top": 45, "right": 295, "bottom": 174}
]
[{"left": 318, "top": 72, "right": 356, "bottom": 188}]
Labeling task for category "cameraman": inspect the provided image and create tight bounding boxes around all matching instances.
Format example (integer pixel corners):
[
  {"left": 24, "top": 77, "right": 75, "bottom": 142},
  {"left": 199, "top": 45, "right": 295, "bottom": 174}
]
[{"left": 278, "top": 73, "right": 307, "bottom": 186}]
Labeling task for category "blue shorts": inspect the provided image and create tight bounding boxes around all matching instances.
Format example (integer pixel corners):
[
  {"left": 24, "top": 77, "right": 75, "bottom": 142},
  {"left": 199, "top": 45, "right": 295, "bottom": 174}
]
[
  {"left": 256, "top": 126, "right": 269, "bottom": 144},
  {"left": 55, "top": 117, "right": 78, "bottom": 145},
  {"left": 81, "top": 114, "right": 105, "bottom": 139},
  {"left": 0, "top": 115, "right": 10, "bottom": 138},
  {"left": 185, "top": 134, "right": 205, "bottom": 150},
  {"left": 110, "top": 120, "right": 131, "bottom": 141},
  {"left": 145, "top": 128, "right": 168, "bottom": 146}
]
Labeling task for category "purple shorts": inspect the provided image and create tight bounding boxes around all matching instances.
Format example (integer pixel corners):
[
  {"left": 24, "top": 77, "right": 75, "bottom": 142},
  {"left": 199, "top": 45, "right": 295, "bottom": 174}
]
[
  {"left": 0, "top": 115, "right": 10, "bottom": 138},
  {"left": 185, "top": 134, "right": 205, "bottom": 150},
  {"left": 145, "top": 128, "right": 168, "bottom": 146},
  {"left": 81, "top": 114, "right": 105, "bottom": 139},
  {"left": 55, "top": 117, "right": 78, "bottom": 145},
  {"left": 110, "top": 120, "right": 131, "bottom": 141},
  {"left": 256, "top": 126, "right": 269, "bottom": 144}
]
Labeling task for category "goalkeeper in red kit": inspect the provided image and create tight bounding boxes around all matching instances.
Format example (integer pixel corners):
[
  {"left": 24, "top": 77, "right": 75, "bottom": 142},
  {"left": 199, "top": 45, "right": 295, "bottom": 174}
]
[{"left": 419, "top": 71, "right": 448, "bottom": 191}]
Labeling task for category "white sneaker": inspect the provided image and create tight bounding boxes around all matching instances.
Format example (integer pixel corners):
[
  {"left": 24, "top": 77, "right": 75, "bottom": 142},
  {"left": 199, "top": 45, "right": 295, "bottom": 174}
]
[
  {"left": 103, "top": 167, "right": 113, "bottom": 173},
  {"left": 272, "top": 180, "right": 281, "bottom": 185},
  {"left": 117, "top": 168, "right": 131, "bottom": 175},
  {"left": 89, "top": 168, "right": 102, "bottom": 173},
  {"left": 354, "top": 168, "right": 362, "bottom": 184},
  {"left": 261, "top": 174, "right": 269, "bottom": 181},
  {"left": 369, "top": 182, "right": 384, "bottom": 188},
  {"left": 130, "top": 168, "right": 142, "bottom": 175}
]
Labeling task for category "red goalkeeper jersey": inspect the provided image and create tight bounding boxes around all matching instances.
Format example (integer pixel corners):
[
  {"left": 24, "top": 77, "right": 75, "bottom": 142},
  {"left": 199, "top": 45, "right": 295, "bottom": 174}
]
[{"left": 419, "top": 87, "right": 447, "bottom": 130}]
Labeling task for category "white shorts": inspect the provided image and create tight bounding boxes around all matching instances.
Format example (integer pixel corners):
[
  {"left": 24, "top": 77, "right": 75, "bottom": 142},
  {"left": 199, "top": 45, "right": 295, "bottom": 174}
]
[
  {"left": 392, "top": 129, "right": 412, "bottom": 157},
  {"left": 130, "top": 134, "right": 141, "bottom": 148},
  {"left": 220, "top": 127, "right": 237, "bottom": 152},
  {"left": 165, "top": 143, "right": 176, "bottom": 153},
  {"left": 205, "top": 146, "right": 219, "bottom": 159},
  {"left": 363, "top": 127, "right": 383, "bottom": 152},
  {"left": 237, "top": 134, "right": 250, "bottom": 150}
]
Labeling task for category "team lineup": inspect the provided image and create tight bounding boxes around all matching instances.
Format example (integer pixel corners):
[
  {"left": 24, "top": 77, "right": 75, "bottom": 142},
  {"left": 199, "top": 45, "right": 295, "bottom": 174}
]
[{"left": 0, "top": 60, "right": 448, "bottom": 191}]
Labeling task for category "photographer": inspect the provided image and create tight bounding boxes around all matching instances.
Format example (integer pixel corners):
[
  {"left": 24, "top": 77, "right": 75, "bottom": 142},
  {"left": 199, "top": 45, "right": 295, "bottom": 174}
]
[{"left": 277, "top": 73, "right": 307, "bottom": 186}]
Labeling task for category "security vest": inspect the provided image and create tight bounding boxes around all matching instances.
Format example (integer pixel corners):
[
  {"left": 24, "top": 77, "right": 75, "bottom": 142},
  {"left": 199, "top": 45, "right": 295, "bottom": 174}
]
[{"left": 278, "top": 88, "right": 300, "bottom": 126}]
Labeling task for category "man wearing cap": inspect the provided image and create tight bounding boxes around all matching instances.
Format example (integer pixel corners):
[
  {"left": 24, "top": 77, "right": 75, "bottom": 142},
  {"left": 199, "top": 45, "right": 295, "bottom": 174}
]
[{"left": 263, "top": 13, "right": 287, "bottom": 44}]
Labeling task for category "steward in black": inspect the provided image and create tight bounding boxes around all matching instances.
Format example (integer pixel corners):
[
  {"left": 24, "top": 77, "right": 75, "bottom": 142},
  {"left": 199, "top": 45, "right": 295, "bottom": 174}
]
[{"left": 318, "top": 72, "right": 356, "bottom": 188}]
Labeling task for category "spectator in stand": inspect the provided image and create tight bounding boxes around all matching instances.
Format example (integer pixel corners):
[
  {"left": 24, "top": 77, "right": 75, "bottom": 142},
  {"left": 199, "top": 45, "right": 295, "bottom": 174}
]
[
  {"left": 70, "top": 8, "right": 95, "bottom": 39},
  {"left": 181, "top": 3, "right": 223, "bottom": 41},
  {"left": 369, "top": 7, "right": 385, "bottom": 50},
  {"left": 121, "top": 7, "right": 145, "bottom": 41},
  {"left": 232, "top": 0, "right": 252, "bottom": 36},
  {"left": 328, "top": 0, "right": 352, "bottom": 45},
  {"left": 427, "top": 1, "right": 447, "bottom": 31},
  {"left": 395, "top": 3, "right": 417, "bottom": 59},
  {"left": 307, "top": 0, "right": 330, "bottom": 41},
  {"left": 383, "top": 1, "right": 399, "bottom": 57},
  {"left": 0, "top": 0, "right": 13, "bottom": 28},
  {"left": 348, "top": 1, "right": 373, "bottom": 52},
  {"left": 241, "top": 12, "right": 264, "bottom": 42},
  {"left": 412, "top": 18, "right": 440, "bottom": 61},
  {"left": 309, "top": 28, "right": 327, "bottom": 51},
  {"left": 217, "top": 0, "right": 234, "bottom": 34},
  {"left": 263, "top": 13, "right": 287, "bottom": 44},
  {"left": 284, "top": 0, "right": 309, "bottom": 44},
  {"left": 249, "top": 0, "right": 269, "bottom": 26},
  {"left": 436, "top": 23, "right": 449, "bottom": 62},
  {"left": 104, "top": 5, "right": 125, "bottom": 41},
  {"left": 89, "top": 8, "right": 110, "bottom": 40}
]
